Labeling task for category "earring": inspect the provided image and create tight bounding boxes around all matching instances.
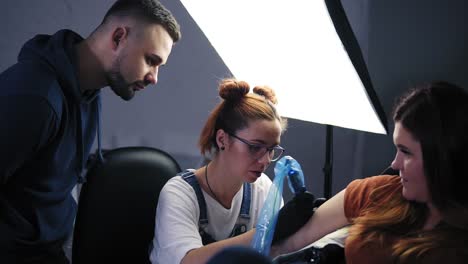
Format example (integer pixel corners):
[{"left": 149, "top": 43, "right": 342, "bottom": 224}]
[{"left": 220, "top": 146, "right": 225, "bottom": 151}]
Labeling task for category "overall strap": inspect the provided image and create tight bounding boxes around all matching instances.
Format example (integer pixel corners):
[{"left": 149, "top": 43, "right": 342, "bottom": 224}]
[
  {"left": 239, "top": 182, "right": 252, "bottom": 219},
  {"left": 180, "top": 170, "right": 208, "bottom": 226},
  {"left": 230, "top": 182, "right": 252, "bottom": 237},
  {"left": 180, "top": 170, "right": 215, "bottom": 245}
]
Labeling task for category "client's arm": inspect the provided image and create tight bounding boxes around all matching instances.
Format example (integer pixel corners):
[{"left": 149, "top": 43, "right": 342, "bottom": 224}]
[{"left": 271, "top": 189, "right": 349, "bottom": 257}]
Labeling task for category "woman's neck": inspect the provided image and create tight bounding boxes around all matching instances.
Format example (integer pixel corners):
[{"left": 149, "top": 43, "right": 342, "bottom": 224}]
[
  {"left": 202, "top": 159, "right": 243, "bottom": 208},
  {"left": 423, "top": 203, "right": 442, "bottom": 230}
]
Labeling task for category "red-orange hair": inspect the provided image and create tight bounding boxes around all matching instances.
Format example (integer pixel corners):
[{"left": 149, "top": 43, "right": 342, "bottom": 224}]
[{"left": 198, "top": 78, "right": 287, "bottom": 156}]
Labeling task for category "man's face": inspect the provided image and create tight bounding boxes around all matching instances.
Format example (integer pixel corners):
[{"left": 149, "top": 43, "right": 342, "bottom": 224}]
[{"left": 107, "top": 24, "right": 174, "bottom": 101}]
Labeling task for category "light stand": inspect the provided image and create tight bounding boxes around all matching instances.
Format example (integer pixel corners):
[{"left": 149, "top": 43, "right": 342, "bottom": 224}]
[{"left": 323, "top": 125, "right": 334, "bottom": 199}]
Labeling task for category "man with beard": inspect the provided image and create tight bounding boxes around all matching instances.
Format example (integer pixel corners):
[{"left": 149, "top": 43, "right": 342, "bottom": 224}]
[{"left": 0, "top": 0, "right": 181, "bottom": 263}]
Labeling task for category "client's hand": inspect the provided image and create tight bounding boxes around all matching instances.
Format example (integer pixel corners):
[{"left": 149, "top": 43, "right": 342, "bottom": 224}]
[{"left": 272, "top": 191, "right": 318, "bottom": 245}]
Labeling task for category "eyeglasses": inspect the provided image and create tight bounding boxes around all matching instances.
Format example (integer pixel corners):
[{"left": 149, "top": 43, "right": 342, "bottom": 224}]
[{"left": 227, "top": 132, "right": 285, "bottom": 162}]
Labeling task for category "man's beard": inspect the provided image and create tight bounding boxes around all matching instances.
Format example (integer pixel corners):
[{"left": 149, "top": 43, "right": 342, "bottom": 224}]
[{"left": 106, "top": 58, "right": 135, "bottom": 101}]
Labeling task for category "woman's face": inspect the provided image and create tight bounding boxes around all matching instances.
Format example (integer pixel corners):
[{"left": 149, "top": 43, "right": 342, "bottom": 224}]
[
  {"left": 221, "top": 119, "right": 282, "bottom": 183},
  {"left": 391, "top": 122, "right": 430, "bottom": 203}
]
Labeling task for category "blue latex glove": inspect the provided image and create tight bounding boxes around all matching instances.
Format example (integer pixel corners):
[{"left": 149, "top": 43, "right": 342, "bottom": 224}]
[{"left": 251, "top": 156, "right": 305, "bottom": 256}]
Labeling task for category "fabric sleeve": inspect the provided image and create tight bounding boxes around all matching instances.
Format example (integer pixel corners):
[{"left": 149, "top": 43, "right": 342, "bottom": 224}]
[
  {"left": 420, "top": 247, "right": 468, "bottom": 264},
  {"left": 150, "top": 177, "right": 203, "bottom": 264},
  {"left": 0, "top": 95, "right": 57, "bottom": 184},
  {"left": 344, "top": 175, "right": 399, "bottom": 220}
]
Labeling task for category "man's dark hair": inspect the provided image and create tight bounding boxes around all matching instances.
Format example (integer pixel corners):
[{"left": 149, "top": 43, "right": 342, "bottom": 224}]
[{"left": 102, "top": 0, "right": 181, "bottom": 42}]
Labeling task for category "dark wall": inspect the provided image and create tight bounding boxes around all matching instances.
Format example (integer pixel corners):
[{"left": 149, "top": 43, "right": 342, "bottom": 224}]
[
  {"left": 1, "top": 0, "right": 467, "bottom": 202},
  {"left": 361, "top": 0, "right": 468, "bottom": 180}
]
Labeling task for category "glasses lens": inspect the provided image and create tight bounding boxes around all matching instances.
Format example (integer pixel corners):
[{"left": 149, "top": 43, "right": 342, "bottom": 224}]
[
  {"left": 232, "top": 132, "right": 284, "bottom": 162},
  {"left": 248, "top": 145, "right": 264, "bottom": 157},
  {"left": 270, "top": 147, "right": 284, "bottom": 161}
]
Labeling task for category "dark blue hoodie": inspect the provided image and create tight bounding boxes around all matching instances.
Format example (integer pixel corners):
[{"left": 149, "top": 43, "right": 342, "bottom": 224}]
[{"left": 0, "top": 29, "right": 101, "bottom": 261}]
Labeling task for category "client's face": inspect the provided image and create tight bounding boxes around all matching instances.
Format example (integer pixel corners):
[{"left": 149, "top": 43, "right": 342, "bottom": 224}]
[{"left": 391, "top": 122, "right": 430, "bottom": 203}]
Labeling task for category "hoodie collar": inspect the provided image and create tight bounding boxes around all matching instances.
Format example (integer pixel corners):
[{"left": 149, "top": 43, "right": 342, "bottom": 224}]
[{"left": 18, "top": 29, "right": 100, "bottom": 104}]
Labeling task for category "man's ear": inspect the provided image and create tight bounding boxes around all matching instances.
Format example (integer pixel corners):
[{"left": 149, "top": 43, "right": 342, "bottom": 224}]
[{"left": 111, "top": 27, "right": 127, "bottom": 50}]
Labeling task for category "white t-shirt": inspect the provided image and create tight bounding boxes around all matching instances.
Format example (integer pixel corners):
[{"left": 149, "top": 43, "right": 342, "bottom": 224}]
[{"left": 149, "top": 172, "right": 276, "bottom": 264}]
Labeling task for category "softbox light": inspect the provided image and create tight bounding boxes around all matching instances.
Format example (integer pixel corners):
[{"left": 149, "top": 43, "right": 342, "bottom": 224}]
[{"left": 180, "top": 0, "right": 387, "bottom": 197}]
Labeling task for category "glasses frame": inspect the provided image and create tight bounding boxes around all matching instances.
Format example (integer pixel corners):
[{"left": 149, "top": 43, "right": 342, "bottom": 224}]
[{"left": 226, "top": 132, "right": 285, "bottom": 161}]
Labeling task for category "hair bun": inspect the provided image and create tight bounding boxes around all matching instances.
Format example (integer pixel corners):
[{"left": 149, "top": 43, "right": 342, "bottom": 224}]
[
  {"left": 253, "top": 85, "right": 278, "bottom": 104},
  {"left": 219, "top": 79, "right": 250, "bottom": 102}
]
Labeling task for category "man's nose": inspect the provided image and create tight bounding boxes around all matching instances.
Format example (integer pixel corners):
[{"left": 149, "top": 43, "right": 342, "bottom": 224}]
[{"left": 145, "top": 67, "right": 159, "bottom": 85}]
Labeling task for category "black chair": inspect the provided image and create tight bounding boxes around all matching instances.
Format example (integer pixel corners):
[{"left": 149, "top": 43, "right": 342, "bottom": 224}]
[{"left": 72, "top": 147, "right": 181, "bottom": 264}]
